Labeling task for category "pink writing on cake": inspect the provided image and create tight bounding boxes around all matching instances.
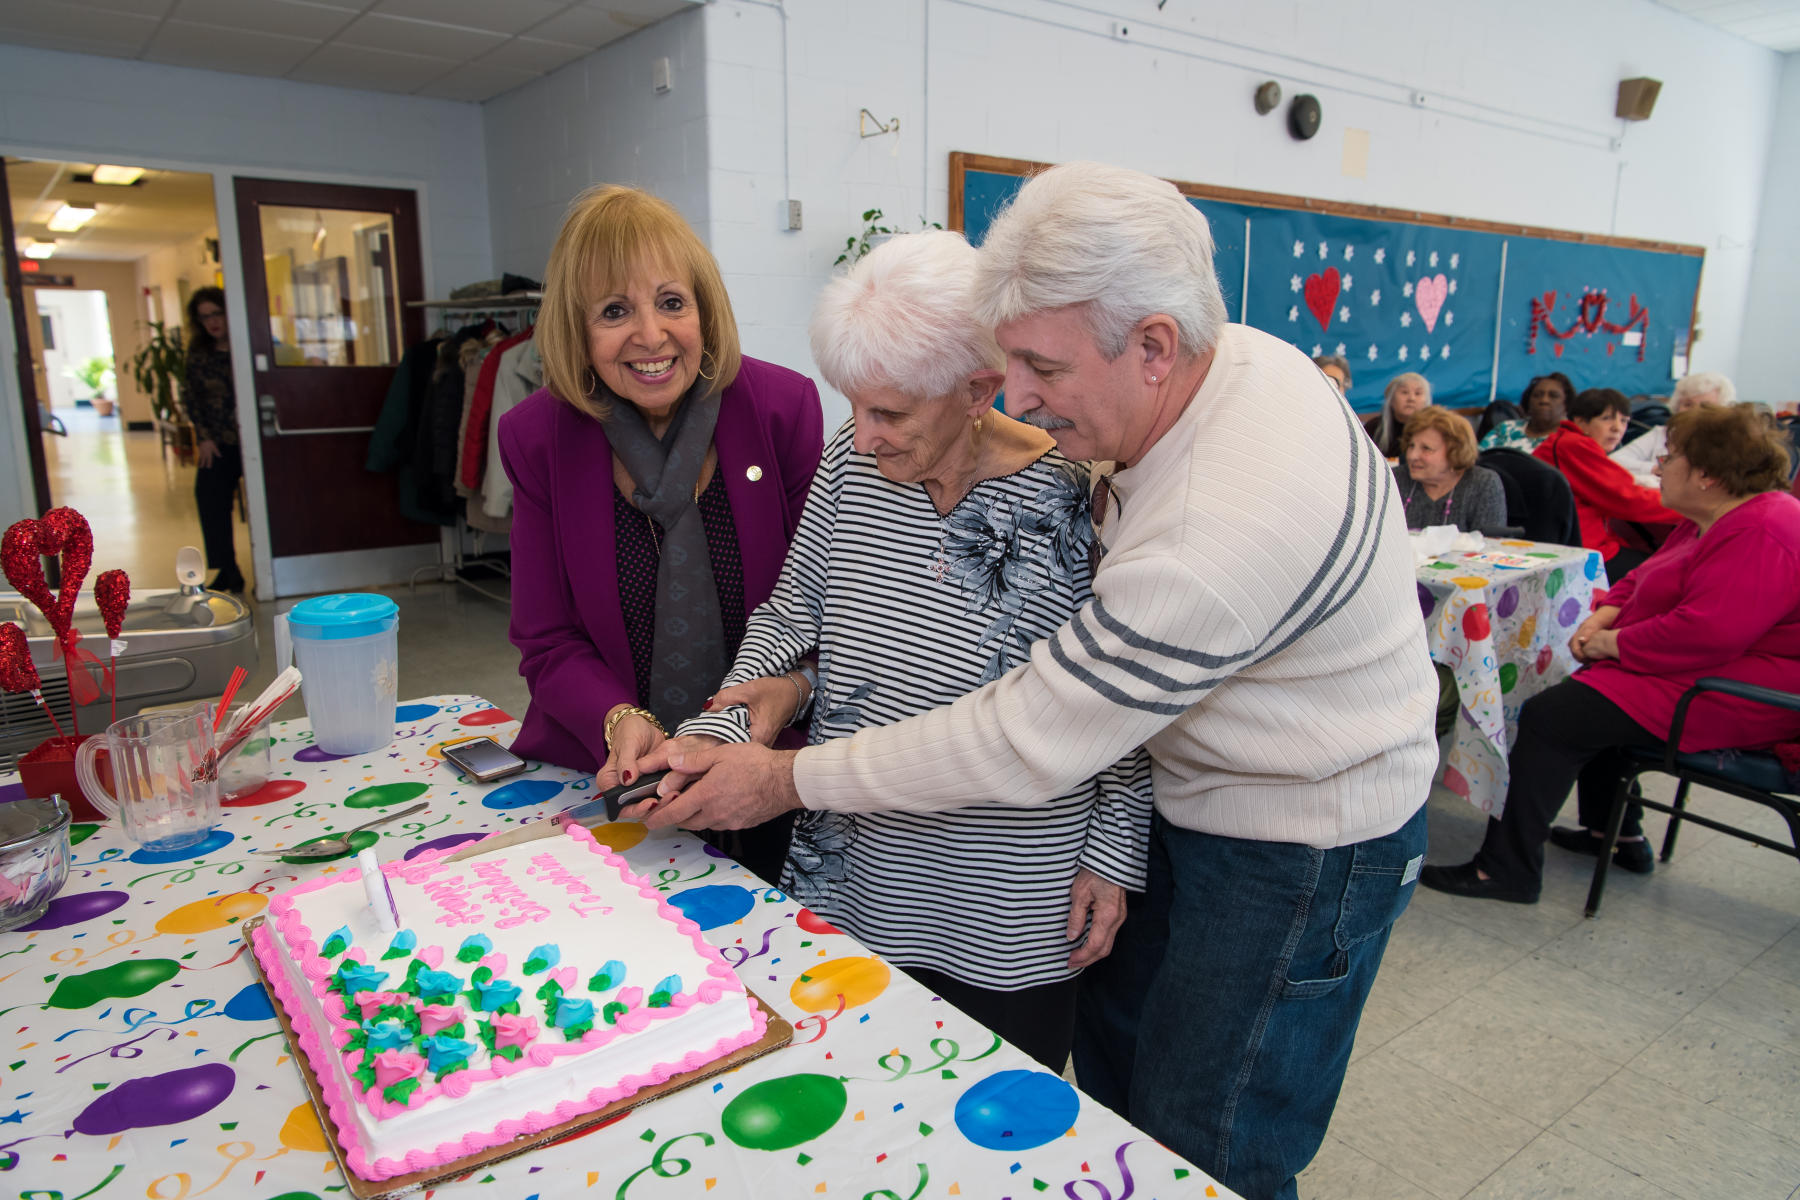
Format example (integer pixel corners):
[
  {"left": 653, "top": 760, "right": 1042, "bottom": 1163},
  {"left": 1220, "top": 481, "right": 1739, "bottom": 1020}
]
[
  {"left": 470, "top": 860, "right": 553, "bottom": 929},
  {"left": 419, "top": 873, "right": 486, "bottom": 928},
  {"left": 526, "top": 852, "right": 615, "bottom": 919}
]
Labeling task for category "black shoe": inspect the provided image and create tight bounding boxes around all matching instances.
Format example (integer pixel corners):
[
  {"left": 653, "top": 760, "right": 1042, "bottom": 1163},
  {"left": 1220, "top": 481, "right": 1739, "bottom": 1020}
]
[
  {"left": 1549, "top": 826, "right": 1653, "bottom": 875},
  {"left": 209, "top": 569, "right": 246, "bottom": 594},
  {"left": 1419, "top": 862, "right": 1540, "bottom": 905}
]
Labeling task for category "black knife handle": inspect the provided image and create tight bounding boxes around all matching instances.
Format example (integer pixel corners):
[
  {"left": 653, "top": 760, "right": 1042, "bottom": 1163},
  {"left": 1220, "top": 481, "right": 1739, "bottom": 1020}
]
[{"left": 601, "top": 770, "right": 671, "bottom": 821}]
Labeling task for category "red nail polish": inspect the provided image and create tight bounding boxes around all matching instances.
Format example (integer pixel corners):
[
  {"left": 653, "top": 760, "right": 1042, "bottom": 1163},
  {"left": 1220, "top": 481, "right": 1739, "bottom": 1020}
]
[{"left": 622, "top": 770, "right": 633, "bottom": 784}]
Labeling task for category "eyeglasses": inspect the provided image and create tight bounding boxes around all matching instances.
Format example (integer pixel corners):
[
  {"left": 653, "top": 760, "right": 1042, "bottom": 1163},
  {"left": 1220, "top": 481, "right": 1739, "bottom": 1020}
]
[{"left": 1655, "top": 452, "right": 1683, "bottom": 468}]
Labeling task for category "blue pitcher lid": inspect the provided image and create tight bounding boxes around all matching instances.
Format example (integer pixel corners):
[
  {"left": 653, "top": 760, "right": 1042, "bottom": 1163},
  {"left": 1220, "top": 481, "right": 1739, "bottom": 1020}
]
[{"left": 287, "top": 593, "right": 398, "bottom": 639}]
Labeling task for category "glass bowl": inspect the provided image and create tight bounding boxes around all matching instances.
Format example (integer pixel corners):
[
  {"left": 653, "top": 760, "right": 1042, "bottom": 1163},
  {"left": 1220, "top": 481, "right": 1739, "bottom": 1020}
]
[{"left": 0, "top": 794, "right": 72, "bottom": 933}]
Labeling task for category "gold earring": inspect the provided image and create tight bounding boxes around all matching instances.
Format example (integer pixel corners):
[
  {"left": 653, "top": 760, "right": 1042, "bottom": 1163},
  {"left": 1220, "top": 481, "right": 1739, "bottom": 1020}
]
[
  {"left": 698, "top": 348, "right": 719, "bottom": 383},
  {"left": 972, "top": 415, "right": 983, "bottom": 434}
]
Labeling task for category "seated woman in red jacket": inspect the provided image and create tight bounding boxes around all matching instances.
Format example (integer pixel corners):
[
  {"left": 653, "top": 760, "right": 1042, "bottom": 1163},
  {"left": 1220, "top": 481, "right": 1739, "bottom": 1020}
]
[
  {"left": 1534, "top": 387, "right": 1677, "bottom": 577},
  {"left": 1421, "top": 403, "right": 1800, "bottom": 901}
]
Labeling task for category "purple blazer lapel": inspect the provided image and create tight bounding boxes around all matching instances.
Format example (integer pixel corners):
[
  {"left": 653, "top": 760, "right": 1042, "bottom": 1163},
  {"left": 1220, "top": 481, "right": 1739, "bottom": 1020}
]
[
  {"left": 556, "top": 403, "right": 630, "bottom": 671},
  {"left": 716, "top": 378, "right": 787, "bottom": 605}
]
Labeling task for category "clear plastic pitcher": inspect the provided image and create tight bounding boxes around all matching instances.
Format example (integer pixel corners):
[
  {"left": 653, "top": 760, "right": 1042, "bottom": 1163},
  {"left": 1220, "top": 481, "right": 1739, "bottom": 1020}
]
[
  {"left": 74, "top": 709, "right": 220, "bottom": 852},
  {"left": 274, "top": 593, "right": 399, "bottom": 756}
]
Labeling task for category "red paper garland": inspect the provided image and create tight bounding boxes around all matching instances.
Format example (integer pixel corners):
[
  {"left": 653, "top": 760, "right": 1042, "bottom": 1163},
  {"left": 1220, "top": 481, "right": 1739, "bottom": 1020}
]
[{"left": 1527, "top": 289, "right": 1649, "bottom": 362}]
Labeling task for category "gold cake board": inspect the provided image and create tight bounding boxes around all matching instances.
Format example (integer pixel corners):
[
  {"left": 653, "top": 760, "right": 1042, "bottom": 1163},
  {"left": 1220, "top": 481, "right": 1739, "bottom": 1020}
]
[{"left": 242, "top": 916, "right": 795, "bottom": 1200}]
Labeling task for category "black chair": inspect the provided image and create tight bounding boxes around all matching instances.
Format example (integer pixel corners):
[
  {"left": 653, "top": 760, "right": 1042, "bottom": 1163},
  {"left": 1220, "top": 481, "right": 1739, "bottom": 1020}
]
[
  {"left": 1475, "top": 399, "right": 1524, "bottom": 442},
  {"left": 1477, "top": 448, "right": 1581, "bottom": 546},
  {"left": 1585, "top": 678, "right": 1800, "bottom": 917}
]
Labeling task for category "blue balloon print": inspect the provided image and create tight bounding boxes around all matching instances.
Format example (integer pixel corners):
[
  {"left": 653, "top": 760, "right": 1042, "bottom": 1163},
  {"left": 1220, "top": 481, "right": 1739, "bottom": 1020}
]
[
  {"left": 224, "top": 982, "right": 275, "bottom": 1022},
  {"left": 954, "top": 1070, "right": 1080, "bottom": 1151},
  {"left": 128, "top": 828, "right": 234, "bottom": 864},
  {"left": 395, "top": 703, "right": 440, "bottom": 721},
  {"left": 1584, "top": 553, "right": 1601, "bottom": 580},
  {"left": 481, "top": 779, "right": 564, "bottom": 810},
  {"left": 668, "top": 884, "right": 755, "bottom": 930}
]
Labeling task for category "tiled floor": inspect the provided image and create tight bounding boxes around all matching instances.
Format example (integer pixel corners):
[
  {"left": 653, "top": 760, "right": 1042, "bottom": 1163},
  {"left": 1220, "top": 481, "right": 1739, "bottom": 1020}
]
[{"left": 43, "top": 413, "right": 1800, "bottom": 1200}]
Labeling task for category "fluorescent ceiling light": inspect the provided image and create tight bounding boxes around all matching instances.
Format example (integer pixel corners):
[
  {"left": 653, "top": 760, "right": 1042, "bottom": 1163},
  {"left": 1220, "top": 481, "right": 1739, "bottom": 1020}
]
[
  {"left": 47, "top": 204, "right": 97, "bottom": 232},
  {"left": 90, "top": 164, "right": 145, "bottom": 186},
  {"left": 22, "top": 240, "right": 56, "bottom": 259}
]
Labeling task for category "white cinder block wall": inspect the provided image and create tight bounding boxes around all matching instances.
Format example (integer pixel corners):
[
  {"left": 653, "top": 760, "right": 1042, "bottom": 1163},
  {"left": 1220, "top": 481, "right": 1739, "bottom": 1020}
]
[
  {"left": 1735, "top": 52, "right": 1800, "bottom": 410},
  {"left": 691, "top": 0, "right": 1782, "bottom": 429},
  {"left": 482, "top": 10, "right": 711, "bottom": 285}
]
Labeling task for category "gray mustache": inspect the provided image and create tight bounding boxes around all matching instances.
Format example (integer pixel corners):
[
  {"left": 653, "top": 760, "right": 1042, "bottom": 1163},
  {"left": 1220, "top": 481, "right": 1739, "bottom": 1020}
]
[{"left": 1014, "top": 409, "right": 1076, "bottom": 431}]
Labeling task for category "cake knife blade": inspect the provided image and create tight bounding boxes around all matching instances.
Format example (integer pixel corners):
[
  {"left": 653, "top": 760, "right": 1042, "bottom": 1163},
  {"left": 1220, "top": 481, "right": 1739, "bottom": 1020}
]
[{"left": 439, "top": 772, "right": 667, "bottom": 863}]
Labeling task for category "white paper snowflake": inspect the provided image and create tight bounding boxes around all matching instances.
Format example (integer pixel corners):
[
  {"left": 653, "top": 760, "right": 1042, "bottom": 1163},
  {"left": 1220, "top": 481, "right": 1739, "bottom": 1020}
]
[
  {"left": 1342, "top": 274, "right": 1353, "bottom": 291},
  {"left": 1448, "top": 279, "right": 1458, "bottom": 296},
  {"left": 1317, "top": 242, "right": 1329, "bottom": 259},
  {"left": 1398, "top": 346, "right": 1409, "bottom": 362},
  {"left": 1288, "top": 305, "right": 1299, "bottom": 322},
  {"left": 1450, "top": 253, "right": 1460, "bottom": 269},
  {"left": 1344, "top": 245, "right": 1355, "bottom": 261},
  {"left": 1311, "top": 344, "right": 1323, "bottom": 356},
  {"left": 1420, "top": 344, "right": 1430, "bottom": 359},
  {"left": 1400, "top": 311, "right": 1413, "bottom": 328},
  {"left": 1429, "top": 251, "right": 1439, "bottom": 268},
  {"left": 1338, "top": 306, "right": 1350, "bottom": 322},
  {"left": 1369, "top": 289, "right": 1381, "bottom": 306},
  {"left": 1366, "top": 344, "right": 1379, "bottom": 361},
  {"left": 1403, "top": 281, "right": 1414, "bottom": 297},
  {"left": 1444, "top": 311, "right": 1454, "bottom": 326},
  {"left": 1293, "top": 240, "right": 1305, "bottom": 258},
  {"left": 1440, "top": 344, "right": 1450, "bottom": 359},
  {"left": 1334, "top": 343, "right": 1346, "bottom": 356},
  {"left": 1406, "top": 250, "right": 1416, "bottom": 267},
  {"left": 1290, "top": 274, "right": 1302, "bottom": 293},
  {"left": 1373, "top": 248, "right": 1386, "bottom": 264}
]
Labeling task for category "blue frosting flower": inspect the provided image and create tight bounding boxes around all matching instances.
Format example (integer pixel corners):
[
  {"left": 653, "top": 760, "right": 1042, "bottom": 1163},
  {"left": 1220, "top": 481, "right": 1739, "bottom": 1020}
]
[
  {"left": 380, "top": 929, "right": 418, "bottom": 961},
  {"left": 321, "top": 925, "right": 353, "bottom": 957},
  {"left": 587, "top": 959, "right": 627, "bottom": 992},
  {"left": 414, "top": 968, "right": 463, "bottom": 1001},
  {"left": 522, "top": 944, "right": 560, "bottom": 974},
  {"left": 472, "top": 977, "right": 522, "bottom": 1012},
  {"left": 552, "top": 997, "right": 595, "bottom": 1029},
  {"left": 456, "top": 934, "right": 492, "bottom": 963},
  {"left": 362, "top": 1021, "right": 413, "bottom": 1052},
  {"left": 335, "top": 961, "right": 389, "bottom": 997},
  {"left": 422, "top": 1032, "right": 477, "bottom": 1074}
]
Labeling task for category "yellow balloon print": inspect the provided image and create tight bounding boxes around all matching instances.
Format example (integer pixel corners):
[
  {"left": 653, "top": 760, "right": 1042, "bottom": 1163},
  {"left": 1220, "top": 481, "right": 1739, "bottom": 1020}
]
[
  {"left": 585, "top": 821, "right": 647, "bottom": 852},
  {"left": 1452, "top": 576, "right": 1488, "bottom": 590},
  {"left": 1515, "top": 615, "right": 1538, "bottom": 650},
  {"left": 789, "top": 956, "right": 891, "bottom": 1012},
  {"left": 154, "top": 891, "right": 268, "bottom": 934},
  {"left": 279, "top": 1101, "right": 329, "bottom": 1152}
]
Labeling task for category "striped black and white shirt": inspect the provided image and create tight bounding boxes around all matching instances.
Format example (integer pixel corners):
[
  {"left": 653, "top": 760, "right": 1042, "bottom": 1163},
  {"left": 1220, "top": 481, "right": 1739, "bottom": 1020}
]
[
  {"left": 795, "top": 324, "right": 1440, "bottom": 849},
  {"left": 679, "top": 424, "right": 1152, "bottom": 990}
]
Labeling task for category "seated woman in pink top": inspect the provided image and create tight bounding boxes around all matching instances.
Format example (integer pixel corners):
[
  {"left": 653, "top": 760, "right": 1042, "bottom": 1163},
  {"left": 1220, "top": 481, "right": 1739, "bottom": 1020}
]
[{"left": 1422, "top": 404, "right": 1800, "bottom": 902}]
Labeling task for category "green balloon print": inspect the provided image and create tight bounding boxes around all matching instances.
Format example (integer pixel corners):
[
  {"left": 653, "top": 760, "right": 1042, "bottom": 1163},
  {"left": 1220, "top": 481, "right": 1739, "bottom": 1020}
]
[
  {"left": 48, "top": 958, "right": 181, "bottom": 1009},
  {"left": 343, "top": 782, "right": 430, "bottom": 809},
  {"left": 68, "top": 823, "right": 99, "bottom": 846},
  {"left": 1498, "top": 662, "right": 1519, "bottom": 693},
  {"left": 1545, "top": 567, "right": 1564, "bottom": 598},
  {"left": 720, "top": 1074, "right": 848, "bottom": 1151}
]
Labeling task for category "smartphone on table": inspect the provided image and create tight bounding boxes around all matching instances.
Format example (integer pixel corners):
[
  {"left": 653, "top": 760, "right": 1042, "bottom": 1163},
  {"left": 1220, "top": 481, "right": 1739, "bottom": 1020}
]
[{"left": 441, "top": 737, "right": 528, "bottom": 783}]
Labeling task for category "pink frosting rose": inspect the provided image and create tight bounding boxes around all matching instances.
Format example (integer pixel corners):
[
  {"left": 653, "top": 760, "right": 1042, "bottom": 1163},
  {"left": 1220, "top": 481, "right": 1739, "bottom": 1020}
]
[
  {"left": 355, "top": 991, "right": 409, "bottom": 1020},
  {"left": 372, "top": 1048, "right": 426, "bottom": 1089},
  {"left": 417, "top": 1003, "right": 467, "bottom": 1037},
  {"left": 493, "top": 1013, "right": 540, "bottom": 1051}
]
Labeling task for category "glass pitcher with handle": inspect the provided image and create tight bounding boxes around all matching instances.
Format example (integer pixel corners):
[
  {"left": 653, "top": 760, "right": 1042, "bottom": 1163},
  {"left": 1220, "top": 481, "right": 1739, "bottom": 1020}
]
[{"left": 73, "top": 709, "right": 220, "bottom": 852}]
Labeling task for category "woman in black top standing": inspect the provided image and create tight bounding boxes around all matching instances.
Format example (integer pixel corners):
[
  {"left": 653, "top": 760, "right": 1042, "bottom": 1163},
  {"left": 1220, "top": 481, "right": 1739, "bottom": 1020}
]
[{"left": 183, "top": 287, "right": 245, "bottom": 593}]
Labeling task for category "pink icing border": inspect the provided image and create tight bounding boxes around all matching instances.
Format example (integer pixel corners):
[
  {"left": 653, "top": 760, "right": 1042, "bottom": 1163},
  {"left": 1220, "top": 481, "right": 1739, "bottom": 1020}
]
[{"left": 252, "top": 824, "right": 767, "bottom": 1181}]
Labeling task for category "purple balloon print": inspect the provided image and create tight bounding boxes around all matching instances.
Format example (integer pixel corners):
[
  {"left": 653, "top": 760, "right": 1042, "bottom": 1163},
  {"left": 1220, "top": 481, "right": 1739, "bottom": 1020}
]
[
  {"left": 294, "top": 744, "right": 352, "bottom": 763},
  {"left": 1496, "top": 585, "right": 1519, "bottom": 620},
  {"left": 72, "top": 1063, "right": 236, "bottom": 1134},
  {"left": 1558, "top": 597, "right": 1582, "bottom": 627},
  {"left": 1416, "top": 582, "right": 1436, "bottom": 621},
  {"left": 404, "top": 832, "right": 487, "bottom": 861},
  {"left": 17, "top": 889, "right": 128, "bottom": 931}
]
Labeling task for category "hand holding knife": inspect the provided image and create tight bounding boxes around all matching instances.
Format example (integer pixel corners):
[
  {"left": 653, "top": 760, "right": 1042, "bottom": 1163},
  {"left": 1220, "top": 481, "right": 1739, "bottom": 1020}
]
[{"left": 440, "top": 770, "right": 669, "bottom": 864}]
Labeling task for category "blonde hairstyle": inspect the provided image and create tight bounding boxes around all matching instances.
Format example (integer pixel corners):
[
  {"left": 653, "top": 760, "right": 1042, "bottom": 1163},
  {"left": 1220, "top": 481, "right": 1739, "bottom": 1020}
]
[
  {"left": 1401, "top": 406, "right": 1479, "bottom": 472},
  {"left": 536, "top": 185, "right": 741, "bottom": 421},
  {"left": 1666, "top": 403, "right": 1793, "bottom": 497}
]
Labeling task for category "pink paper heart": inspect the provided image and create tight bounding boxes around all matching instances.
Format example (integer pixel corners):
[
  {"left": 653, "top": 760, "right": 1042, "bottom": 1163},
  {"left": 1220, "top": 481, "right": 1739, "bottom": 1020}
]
[{"left": 1415, "top": 274, "right": 1448, "bottom": 333}]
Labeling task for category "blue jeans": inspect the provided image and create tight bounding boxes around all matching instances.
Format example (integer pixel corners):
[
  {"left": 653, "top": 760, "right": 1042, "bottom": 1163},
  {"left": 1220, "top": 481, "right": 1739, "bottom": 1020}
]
[{"left": 1074, "top": 806, "right": 1427, "bottom": 1200}]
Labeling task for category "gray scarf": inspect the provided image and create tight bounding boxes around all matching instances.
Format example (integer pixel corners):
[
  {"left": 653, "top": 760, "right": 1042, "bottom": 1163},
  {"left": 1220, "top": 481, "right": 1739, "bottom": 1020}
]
[{"left": 606, "top": 380, "right": 725, "bottom": 731}]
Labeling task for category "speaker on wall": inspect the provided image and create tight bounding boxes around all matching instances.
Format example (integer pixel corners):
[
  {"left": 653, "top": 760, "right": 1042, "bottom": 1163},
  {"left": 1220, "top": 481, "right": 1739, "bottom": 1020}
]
[
  {"left": 1617, "top": 77, "right": 1662, "bottom": 121},
  {"left": 1288, "top": 94, "right": 1322, "bottom": 140}
]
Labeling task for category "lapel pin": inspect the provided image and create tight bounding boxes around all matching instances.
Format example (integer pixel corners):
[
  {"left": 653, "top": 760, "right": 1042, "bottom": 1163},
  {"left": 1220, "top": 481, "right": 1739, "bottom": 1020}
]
[{"left": 745, "top": 465, "right": 763, "bottom": 482}]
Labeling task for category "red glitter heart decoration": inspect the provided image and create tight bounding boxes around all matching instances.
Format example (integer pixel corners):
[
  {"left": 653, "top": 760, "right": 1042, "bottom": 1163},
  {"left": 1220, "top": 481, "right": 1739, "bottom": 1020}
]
[
  {"left": 41, "top": 507, "right": 93, "bottom": 648},
  {"left": 1, "top": 520, "right": 57, "bottom": 629},
  {"left": 96, "top": 569, "right": 130, "bottom": 640},
  {"left": 0, "top": 621, "right": 39, "bottom": 694}
]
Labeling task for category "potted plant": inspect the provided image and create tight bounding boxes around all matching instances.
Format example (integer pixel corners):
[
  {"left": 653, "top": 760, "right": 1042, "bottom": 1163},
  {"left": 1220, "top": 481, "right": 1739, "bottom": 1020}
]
[
  {"left": 835, "top": 209, "right": 944, "bottom": 267},
  {"left": 129, "top": 320, "right": 185, "bottom": 424},
  {"left": 72, "top": 356, "right": 116, "bottom": 416}
]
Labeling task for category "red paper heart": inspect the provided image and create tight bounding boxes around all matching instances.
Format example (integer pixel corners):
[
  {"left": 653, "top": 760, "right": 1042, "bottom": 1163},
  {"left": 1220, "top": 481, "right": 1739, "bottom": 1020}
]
[
  {"left": 0, "top": 621, "right": 39, "bottom": 694},
  {"left": 1304, "top": 268, "right": 1341, "bottom": 331}
]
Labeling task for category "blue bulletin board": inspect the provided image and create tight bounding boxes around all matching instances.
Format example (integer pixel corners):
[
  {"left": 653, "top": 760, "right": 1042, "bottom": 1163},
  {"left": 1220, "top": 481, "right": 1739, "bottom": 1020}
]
[{"left": 951, "top": 153, "right": 1704, "bottom": 415}]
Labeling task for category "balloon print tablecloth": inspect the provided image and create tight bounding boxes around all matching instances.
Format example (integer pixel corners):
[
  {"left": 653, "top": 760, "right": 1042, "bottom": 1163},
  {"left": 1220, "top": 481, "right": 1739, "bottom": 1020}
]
[
  {"left": 0, "top": 695, "right": 1228, "bottom": 1200},
  {"left": 1417, "top": 542, "right": 1606, "bottom": 816}
]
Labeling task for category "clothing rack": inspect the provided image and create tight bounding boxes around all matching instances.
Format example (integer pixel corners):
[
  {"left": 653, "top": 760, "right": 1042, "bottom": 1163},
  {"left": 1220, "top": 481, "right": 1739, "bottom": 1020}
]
[{"left": 404, "top": 296, "right": 541, "bottom": 604}]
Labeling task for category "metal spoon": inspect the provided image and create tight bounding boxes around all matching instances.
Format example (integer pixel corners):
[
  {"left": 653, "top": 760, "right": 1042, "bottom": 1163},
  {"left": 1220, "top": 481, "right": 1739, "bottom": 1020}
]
[{"left": 253, "top": 802, "right": 431, "bottom": 860}]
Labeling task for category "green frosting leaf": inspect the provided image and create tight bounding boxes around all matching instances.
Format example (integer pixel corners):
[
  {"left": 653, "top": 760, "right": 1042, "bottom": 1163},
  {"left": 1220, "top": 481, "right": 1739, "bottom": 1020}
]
[
  {"left": 351, "top": 1062, "right": 378, "bottom": 1092},
  {"left": 434, "top": 1058, "right": 471, "bottom": 1083},
  {"left": 382, "top": 1078, "right": 422, "bottom": 1105},
  {"left": 602, "top": 1001, "right": 628, "bottom": 1026},
  {"left": 535, "top": 978, "right": 563, "bottom": 1004},
  {"left": 560, "top": 1020, "right": 593, "bottom": 1041},
  {"left": 648, "top": 990, "right": 673, "bottom": 1009}
]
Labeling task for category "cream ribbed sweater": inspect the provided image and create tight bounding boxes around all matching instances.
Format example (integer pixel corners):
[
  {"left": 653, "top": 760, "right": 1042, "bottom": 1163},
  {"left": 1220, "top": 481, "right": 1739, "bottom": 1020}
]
[{"left": 795, "top": 324, "right": 1438, "bottom": 849}]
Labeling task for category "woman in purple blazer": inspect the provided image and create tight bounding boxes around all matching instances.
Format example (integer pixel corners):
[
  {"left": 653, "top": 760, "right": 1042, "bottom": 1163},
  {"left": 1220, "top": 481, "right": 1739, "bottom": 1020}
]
[{"left": 499, "top": 185, "right": 824, "bottom": 880}]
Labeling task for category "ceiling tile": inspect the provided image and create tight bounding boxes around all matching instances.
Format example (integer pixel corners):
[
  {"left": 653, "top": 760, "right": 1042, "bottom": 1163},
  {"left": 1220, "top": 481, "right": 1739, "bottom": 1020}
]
[
  {"left": 476, "top": 35, "right": 587, "bottom": 75},
  {"left": 169, "top": 0, "right": 357, "bottom": 41},
  {"left": 368, "top": 0, "right": 563, "bottom": 36},
  {"left": 0, "top": 0, "right": 159, "bottom": 51},
  {"left": 53, "top": 0, "right": 176, "bottom": 16},
  {"left": 526, "top": 0, "right": 695, "bottom": 46},
  {"left": 285, "top": 41, "right": 454, "bottom": 92},
  {"left": 414, "top": 59, "right": 537, "bottom": 102},
  {"left": 334, "top": 11, "right": 506, "bottom": 59},
  {"left": 144, "top": 19, "right": 318, "bottom": 74}
]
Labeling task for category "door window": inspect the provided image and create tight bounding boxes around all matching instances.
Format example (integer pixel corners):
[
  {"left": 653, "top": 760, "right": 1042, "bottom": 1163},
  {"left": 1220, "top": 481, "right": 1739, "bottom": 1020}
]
[{"left": 256, "top": 205, "right": 402, "bottom": 367}]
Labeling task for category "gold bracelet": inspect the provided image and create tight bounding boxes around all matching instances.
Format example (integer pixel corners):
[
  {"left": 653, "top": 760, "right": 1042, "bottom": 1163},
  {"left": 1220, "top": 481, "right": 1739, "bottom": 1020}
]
[{"left": 604, "top": 704, "right": 666, "bottom": 754}]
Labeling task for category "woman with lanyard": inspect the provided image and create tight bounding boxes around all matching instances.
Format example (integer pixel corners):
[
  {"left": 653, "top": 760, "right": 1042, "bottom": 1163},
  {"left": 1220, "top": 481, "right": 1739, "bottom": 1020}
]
[{"left": 1391, "top": 406, "right": 1507, "bottom": 533}]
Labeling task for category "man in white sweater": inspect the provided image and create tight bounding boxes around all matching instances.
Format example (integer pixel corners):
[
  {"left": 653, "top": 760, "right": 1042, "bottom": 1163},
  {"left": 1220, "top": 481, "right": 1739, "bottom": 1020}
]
[
  {"left": 1609, "top": 372, "right": 1735, "bottom": 487},
  {"left": 634, "top": 162, "right": 1438, "bottom": 1199}
]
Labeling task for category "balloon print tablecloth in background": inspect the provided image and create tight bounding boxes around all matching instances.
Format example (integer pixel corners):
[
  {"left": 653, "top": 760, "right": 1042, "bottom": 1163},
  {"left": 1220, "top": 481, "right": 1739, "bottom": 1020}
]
[
  {"left": 1417, "top": 542, "right": 1605, "bottom": 816},
  {"left": 0, "top": 696, "right": 1228, "bottom": 1199}
]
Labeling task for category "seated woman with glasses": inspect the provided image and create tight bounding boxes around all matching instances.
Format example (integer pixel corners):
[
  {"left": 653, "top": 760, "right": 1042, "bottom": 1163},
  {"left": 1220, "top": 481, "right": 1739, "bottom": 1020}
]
[
  {"left": 662, "top": 231, "right": 1152, "bottom": 1071},
  {"left": 1535, "top": 387, "right": 1677, "bottom": 578},
  {"left": 1391, "top": 406, "right": 1507, "bottom": 534},
  {"left": 1422, "top": 403, "right": 1800, "bottom": 902}
]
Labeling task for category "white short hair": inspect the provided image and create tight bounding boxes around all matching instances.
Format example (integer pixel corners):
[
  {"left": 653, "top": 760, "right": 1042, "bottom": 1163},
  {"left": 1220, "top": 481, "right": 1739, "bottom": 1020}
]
[
  {"left": 1672, "top": 371, "right": 1735, "bottom": 406},
  {"left": 972, "top": 161, "right": 1228, "bottom": 360},
  {"left": 809, "top": 230, "right": 1004, "bottom": 401}
]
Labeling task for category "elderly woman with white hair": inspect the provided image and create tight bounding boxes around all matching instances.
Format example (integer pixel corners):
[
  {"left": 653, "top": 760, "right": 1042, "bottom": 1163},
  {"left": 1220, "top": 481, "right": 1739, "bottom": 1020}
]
[
  {"left": 668, "top": 229, "right": 1152, "bottom": 1071},
  {"left": 1611, "top": 371, "right": 1735, "bottom": 487}
]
